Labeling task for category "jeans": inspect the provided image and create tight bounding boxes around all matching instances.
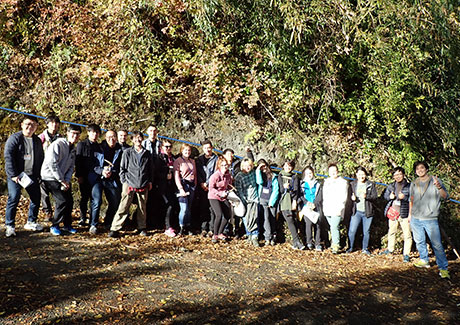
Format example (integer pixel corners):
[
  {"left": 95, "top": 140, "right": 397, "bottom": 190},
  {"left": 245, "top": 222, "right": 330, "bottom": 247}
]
[
  {"left": 178, "top": 189, "right": 195, "bottom": 227},
  {"left": 90, "top": 180, "right": 121, "bottom": 227},
  {"left": 411, "top": 217, "right": 448, "bottom": 270},
  {"left": 325, "top": 215, "right": 341, "bottom": 248},
  {"left": 348, "top": 211, "right": 373, "bottom": 251},
  {"left": 5, "top": 177, "right": 41, "bottom": 227},
  {"left": 43, "top": 180, "right": 73, "bottom": 227}
]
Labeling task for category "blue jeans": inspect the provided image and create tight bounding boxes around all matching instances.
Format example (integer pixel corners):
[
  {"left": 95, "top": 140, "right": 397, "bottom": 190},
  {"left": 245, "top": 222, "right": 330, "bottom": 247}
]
[
  {"left": 178, "top": 190, "right": 195, "bottom": 227},
  {"left": 90, "top": 181, "right": 121, "bottom": 227},
  {"left": 348, "top": 211, "right": 373, "bottom": 251},
  {"left": 411, "top": 217, "right": 448, "bottom": 270},
  {"left": 5, "top": 177, "right": 41, "bottom": 227}
]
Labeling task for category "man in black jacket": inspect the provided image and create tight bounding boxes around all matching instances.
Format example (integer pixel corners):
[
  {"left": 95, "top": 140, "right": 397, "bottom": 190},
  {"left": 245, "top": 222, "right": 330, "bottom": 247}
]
[{"left": 4, "top": 116, "right": 44, "bottom": 237}]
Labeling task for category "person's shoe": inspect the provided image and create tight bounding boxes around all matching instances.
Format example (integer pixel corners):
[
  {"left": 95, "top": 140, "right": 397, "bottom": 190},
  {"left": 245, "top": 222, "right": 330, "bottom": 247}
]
[
  {"left": 164, "top": 228, "right": 176, "bottom": 238},
  {"left": 217, "top": 233, "right": 227, "bottom": 241},
  {"left": 331, "top": 245, "right": 339, "bottom": 254},
  {"left": 138, "top": 229, "right": 147, "bottom": 236},
  {"left": 178, "top": 226, "right": 185, "bottom": 236},
  {"left": 24, "top": 221, "right": 44, "bottom": 231},
  {"left": 207, "top": 231, "right": 213, "bottom": 238},
  {"left": 211, "top": 235, "right": 218, "bottom": 243},
  {"left": 44, "top": 212, "right": 53, "bottom": 222},
  {"left": 5, "top": 226, "right": 16, "bottom": 238},
  {"left": 50, "top": 226, "right": 62, "bottom": 236},
  {"left": 62, "top": 226, "right": 77, "bottom": 234},
  {"left": 315, "top": 245, "right": 323, "bottom": 252},
  {"left": 414, "top": 259, "right": 430, "bottom": 268},
  {"left": 439, "top": 269, "right": 450, "bottom": 279},
  {"left": 201, "top": 230, "right": 208, "bottom": 237},
  {"left": 89, "top": 225, "right": 98, "bottom": 235},
  {"left": 403, "top": 255, "right": 410, "bottom": 263},
  {"left": 307, "top": 244, "right": 314, "bottom": 250},
  {"left": 346, "top": 248, "right": 353, "bottom": 254},
  {"left": 362, "top": 249, "right": 371, "bottom": 255},
  {"left": 251, "top": 235, "right": 260, "bottom": 247},
  {"left": 78, "top": 218, "right": 87, "bottom": 226},
  {"left": 379, "top": 249, "right": 393, "bottom": 256},
  {"left": 269, "top": 240, "right": 276, "bottom": 246},
  {"left": 108, "top": 230, "right": 119, "bottom": 238}
]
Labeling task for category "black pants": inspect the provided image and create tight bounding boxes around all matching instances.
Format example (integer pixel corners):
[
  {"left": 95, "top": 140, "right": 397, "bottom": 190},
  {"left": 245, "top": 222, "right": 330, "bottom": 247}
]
[
  {"left": 197, "top": 188, "right": 215, "bottom": 232},
  {"left": 44, "top": 180, "right": 73, "bottom": 227},
  {"left": 281, "top": 210, "right": 300, "bottom": 243},
  {"left": 209, "top": 199, "right": 231, "bottom": 235},
  {"left": 79, "top": 181, "right": 91, "bottom": 220},
  {"left": 304, "top": 216, "right": 321, "bottom": 246}
]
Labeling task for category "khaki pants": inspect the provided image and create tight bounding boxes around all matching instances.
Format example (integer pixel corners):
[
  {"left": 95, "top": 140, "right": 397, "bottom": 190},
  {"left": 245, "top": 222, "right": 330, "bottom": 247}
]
[
  {"left": 110, "top": 183, "right": 148, "bottom": 231},
  {"left": 387, "top": 217, "right": 412, "bottom": 256}
]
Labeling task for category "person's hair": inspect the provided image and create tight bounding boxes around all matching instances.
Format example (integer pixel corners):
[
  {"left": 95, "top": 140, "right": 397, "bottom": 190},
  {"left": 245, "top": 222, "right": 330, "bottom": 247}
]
[
  {"left": 105, "top": 130, "right": 116, "bottom": 137},
  {"left": 117, "top": 129, "right": 128, "bottom": 134},
  {"left": 131, "top": 131, "right": 143, "bottom": 139},
  {"left": 356, "top": 166, "right": 368, "bottom": 176},
  {"left": 257, "top": 158, "right": 268, "bottom": 166},
  {"left": 328, "top": 163, "right": 338, "bottom": 170},
  {"left": 162, "top": 140, "right": 172, "bottom": 147},
  {"left": 180, "top": 143, "right": 192, "bottom": 153},
  {"left": 216, "top": 156, "right": 228, "bottom": 170},
  {"left": 302, "top": 166, "right": 315, "bottom": 178},
  {"left": 283, "top": 160, "right": 296, "bottom": 169},
  {"left": 201, "top": 139, "right": 213, "bottom": 147},
  {"left": 223, "top": 148, "right": 234, "bottom": 155},
  {"left": 45, "top": 114, "right": 60, "bottom": 124},
  {"left": 392, "top": 166, "right": 405, "bottom": 176},
  {"left": 67, "top": 124, "right": 81, "bottom": 133},
  {"left": 413, "top": 160, "right": 429, "bottom": 173},
  {"left": 87, "top": 124, "right": 101, "bottom": 134},
  {"left": 241, "top": 158, "right": 254, "bottom": 171},
  {"left": 23, "top": 115, "right": 38, "bottom": 123}
]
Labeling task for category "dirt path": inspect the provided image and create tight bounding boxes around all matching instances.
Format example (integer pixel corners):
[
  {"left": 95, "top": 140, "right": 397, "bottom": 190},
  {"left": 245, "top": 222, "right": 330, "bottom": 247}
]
[{"left": 1, "top": 198, "right": 459, "bottom": 324}]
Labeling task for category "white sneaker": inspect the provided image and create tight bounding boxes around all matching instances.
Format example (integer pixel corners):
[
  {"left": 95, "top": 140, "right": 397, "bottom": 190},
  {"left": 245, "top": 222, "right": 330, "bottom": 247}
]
[
  {"left": 6, "top": 226, "right": 16, "bottom": 237},
  {"left": 24, "top": 221, "right": 44, "bottom": 231}
]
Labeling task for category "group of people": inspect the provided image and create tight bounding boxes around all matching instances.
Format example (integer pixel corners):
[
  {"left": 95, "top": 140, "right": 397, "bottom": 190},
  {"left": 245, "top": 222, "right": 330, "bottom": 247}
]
[{"left": 3, "top": 115, "right": 451, "bottom": 279}]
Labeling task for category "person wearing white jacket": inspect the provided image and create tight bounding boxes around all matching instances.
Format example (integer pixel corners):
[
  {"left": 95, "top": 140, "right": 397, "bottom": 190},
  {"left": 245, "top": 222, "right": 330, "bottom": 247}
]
[{"left": 322, "top": 163, "right": 348, "bottom": 254}]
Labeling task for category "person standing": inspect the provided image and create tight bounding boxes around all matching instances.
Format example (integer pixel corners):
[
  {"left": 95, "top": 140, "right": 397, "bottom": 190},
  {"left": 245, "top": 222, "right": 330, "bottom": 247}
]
[
  {"left": 75, "top": 124, "right": 102, "bottom": 226},
  {"left": 109, "top": 131, "right": 154, "bottom": 237},
  {"left": 409, "top": 161, "right": 450, "bottom": 279},
  {"left": 381, "top": 167, "right": 412, "bottom": 263},
  {"left": 347, "top": 167, "right": 377, "bottom": 255},
  {"left": 322, "top": 163, "right": 348, "bottom": 254},
  {"left": 117, "top": 129, "right": 131, "bottom": 151},
  {"left": 4, "top": 116, "right": 44, "bottom": 237},
  {"left": 174, "top": 143, "right": 197, "bottom": 235},
  {"left": 92, "top": 130, "right": 123, "bottom": 232},
  {"left": 196, "top": 140, "right": 218, "bottom": 236},
  {"left": 41, "top": 125, "right": 81, "bottom": 235},
  {"left": 38, "top": 114, "right": 61, "bottom": 221}
]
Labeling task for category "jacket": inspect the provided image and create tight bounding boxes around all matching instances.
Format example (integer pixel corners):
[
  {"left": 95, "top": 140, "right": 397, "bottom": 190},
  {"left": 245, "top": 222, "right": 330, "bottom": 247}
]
[
  {"left": 4, "top": 131, "right": 44, "bottom": 179},
  {"left": 75, "top": 139, "right": 102, "bottom": 185},
  {"left": 383, "top": 180, "right": 410, "bottom": 219},
  {"left": 350, "top": 180, "right": 378, "bottom": 217},
  {"left": 119, "top": 147, "right": 154, "bottom": 188},
  {"left": 322, "top": 176, "right": 348, "bottom": 217},
  {"left": 196, "top": 153, "right": 218, "bottom": 185},
  {"left": 255, "top": 169, "right": 279, "bottom": 207},
  {"left": 40, "top": 138, "right": 76, "bottom": 183},
  {"left": 208, "top": 169, "right": 232, "bottom": 201},
  {"left": 299, "top": 178, "right": 323, "bottom": 216},
  {"left": 94, "top": 141, "right": 123, "bottom": 186}
]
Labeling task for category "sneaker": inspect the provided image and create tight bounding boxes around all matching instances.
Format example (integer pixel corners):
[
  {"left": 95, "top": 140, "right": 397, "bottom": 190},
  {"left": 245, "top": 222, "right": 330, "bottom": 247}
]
[
  {"left": 178, "top": 227, "right": 185, "bottom": 236},
  {"left": 403, "top": 255, "right": 410, "bottom": 263},
  {"left": 251, "top": 235, "right": 260, "bottom": 247},
  {"left": 164, "top": 228, "right": 176, "bottom": 238},
  {"left": 50, "top": 226, "right": 62, "bottom": 236},
  {"left": 439, "top": 269, "right": 450, "bottom": 279},
  {"left": 78, "top": 218, "right": 87, "bottom": 226},
  {"left": 414, "top": 260, "right": 430, "bottom": 268},
  {"left": 315, "top": 245, "right": 322, "bottom": 252},
  {"left": 5, "top": 226, "right": 16, "bottom": 237},
  {"left": 269, "top": 240, "right": 276, "bottom": 246},
  {"left": 200, "top": 230, "right": 208, "bottom": 237},
  {"left": 108, "top": 230, "right": 119, "bottom": 238},
  {"left": 379, "top": 249, "right": 393, "bottom": 256},
  {"left": 362, "top": 249, "right": 371, "bottom": 255},
  {"left": 346, "top": 248, "right": 353, "bottom": 254},
  {"left": 331, "top": 245, "right": 339, "bottom": 254},
  {"left": 307, "top": 244, "right": 314, "bottom": 250},
  {"left": 217, "top": 234, "right": 228, "bottom": 241},
  {"left": 211, "top": 235, "right": 218, "bottom": 243},
  {"left": 24, "top": 221, "right": 44, "bottom": 231},
  {"left": 62, "top": 226, "right": 77, "bottom": 234},
  {"left": 138, "top": 229, "right": 147, "bottom": 236},
  {"left": 89, "top": 225, "right": 97, "bottom": 235}
]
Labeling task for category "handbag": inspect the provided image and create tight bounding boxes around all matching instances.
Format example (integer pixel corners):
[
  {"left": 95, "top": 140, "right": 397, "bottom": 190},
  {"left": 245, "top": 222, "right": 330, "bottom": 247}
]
[{"left": 386, "top": 206, "right": 400, "bottom": 221}]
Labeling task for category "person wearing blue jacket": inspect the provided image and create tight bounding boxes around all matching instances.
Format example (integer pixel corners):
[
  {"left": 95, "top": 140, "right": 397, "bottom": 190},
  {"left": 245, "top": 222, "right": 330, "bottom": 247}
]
[
  {"left": 4, "top": 116, "right": 44, "bottom": 237},
  {"left": 255, "top": 159, "right": 279, "bottom": 246}
]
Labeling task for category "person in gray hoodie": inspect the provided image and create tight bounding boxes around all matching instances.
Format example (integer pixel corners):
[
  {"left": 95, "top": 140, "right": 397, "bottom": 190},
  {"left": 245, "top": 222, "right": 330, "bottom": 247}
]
[{"left": 41, "top": 124, "right": 81, "bottom": 236}]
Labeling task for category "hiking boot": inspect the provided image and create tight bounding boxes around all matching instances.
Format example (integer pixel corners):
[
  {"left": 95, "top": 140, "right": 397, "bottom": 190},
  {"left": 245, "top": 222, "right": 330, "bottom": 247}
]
[
  {"left": 414, "top": 259, "right": 430, "bottom": 268},
  {"left": 403, "top": 255, "right": 410, "bottom": 263},
  {"left": 164, "top": 228, "right": 176, "bottom": 237},
  {"left": 50, "top": 226, "right": 62, "bottom": 236},
  {"left": 62, "top": 226, "right": 77, "bottom": 234},
  {"left": 24, "top": 221, "right": 44, "bottom": 231},
  {"left": 439, "top": 269, "right": 450, "bottom": 279},
  {"left": 108, "top": 230, "right": 119, "bottom": 238},
  {"left": 5, "top": 226, "right": 16, "bottom": 238},
  {"left": 89, "top": 225, "right": 98, "bottom": 235}
]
